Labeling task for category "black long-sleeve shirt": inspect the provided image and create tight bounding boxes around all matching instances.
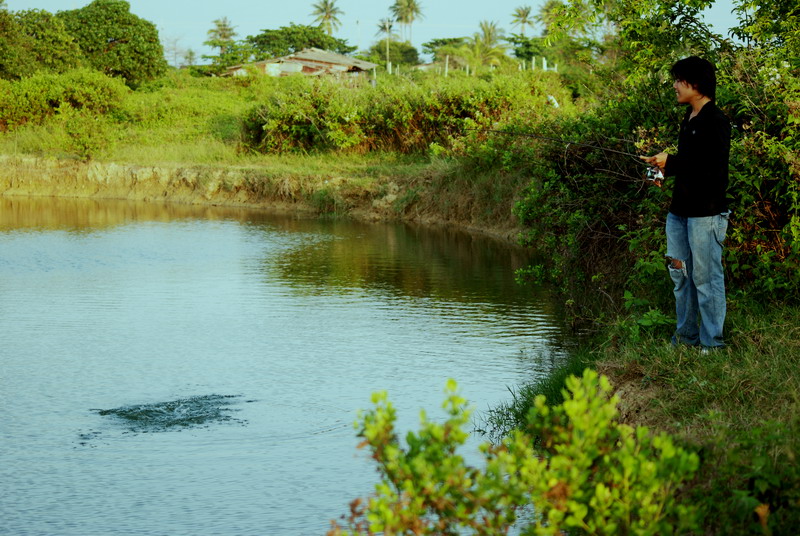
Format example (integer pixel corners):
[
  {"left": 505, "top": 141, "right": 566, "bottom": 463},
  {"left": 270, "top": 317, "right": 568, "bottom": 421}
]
[{"left": 664, "top": 101, "right": 731, "bottom": 217}]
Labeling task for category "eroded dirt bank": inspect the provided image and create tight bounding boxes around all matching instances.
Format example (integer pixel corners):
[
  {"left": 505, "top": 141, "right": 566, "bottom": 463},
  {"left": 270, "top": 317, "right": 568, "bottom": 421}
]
[{"left": 0, "top": 156, "right": 523, "bottom": 243}]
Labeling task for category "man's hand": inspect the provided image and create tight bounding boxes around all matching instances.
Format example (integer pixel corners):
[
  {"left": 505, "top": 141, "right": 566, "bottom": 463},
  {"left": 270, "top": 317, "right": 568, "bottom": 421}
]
[{"left": 640, "top": 152, "right": 668, "bottom": 169}]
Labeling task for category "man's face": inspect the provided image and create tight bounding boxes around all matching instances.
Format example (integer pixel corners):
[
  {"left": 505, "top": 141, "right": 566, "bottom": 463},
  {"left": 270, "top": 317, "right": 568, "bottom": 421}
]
[{"left": 673, "top": 79, "right": 701, "bottom": 104}]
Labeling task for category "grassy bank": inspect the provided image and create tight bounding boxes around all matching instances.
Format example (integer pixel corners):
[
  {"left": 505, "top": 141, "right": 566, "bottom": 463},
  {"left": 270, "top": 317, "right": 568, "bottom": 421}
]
[
  {"left": 482, "top": 303, "right": 800, "bottom": 532},
  {"left": 0, "top": 70, "right": 565, "bottom": 240},
  {"left": 0, "top": 152, "right": 532, "bottom": 243}
]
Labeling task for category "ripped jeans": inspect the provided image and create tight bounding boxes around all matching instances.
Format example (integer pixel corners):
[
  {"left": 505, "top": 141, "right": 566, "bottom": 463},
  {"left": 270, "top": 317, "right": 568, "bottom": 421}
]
[{"left": 665, "top": 211, "right": 729, "bottom": 348}]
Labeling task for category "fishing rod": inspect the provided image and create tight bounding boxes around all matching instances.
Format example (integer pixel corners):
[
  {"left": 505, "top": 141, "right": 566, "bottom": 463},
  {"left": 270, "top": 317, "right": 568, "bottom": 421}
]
[
  {"left": 465, "top": 128, "right": 643, "bottom": 159},
  {"left": 464, "top": 128, "right": 664, "bottom": 183}
]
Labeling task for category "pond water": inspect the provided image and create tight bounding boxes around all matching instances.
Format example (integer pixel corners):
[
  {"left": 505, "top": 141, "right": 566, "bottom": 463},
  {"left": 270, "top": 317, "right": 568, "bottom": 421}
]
[{"left": 0, "top": 197, "right": 573, "bottom": 535}]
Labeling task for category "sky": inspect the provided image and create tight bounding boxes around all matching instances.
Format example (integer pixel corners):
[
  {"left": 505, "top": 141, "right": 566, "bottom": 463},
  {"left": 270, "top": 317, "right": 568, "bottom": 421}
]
[{"left": 8, "top": 0, "right": 741, "bottom": 64}]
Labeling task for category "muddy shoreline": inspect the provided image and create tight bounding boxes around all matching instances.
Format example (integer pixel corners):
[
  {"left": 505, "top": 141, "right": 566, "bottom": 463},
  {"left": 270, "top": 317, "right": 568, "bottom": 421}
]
[{"left": 0, "top": 155, "right": 523, "bottom": 244}]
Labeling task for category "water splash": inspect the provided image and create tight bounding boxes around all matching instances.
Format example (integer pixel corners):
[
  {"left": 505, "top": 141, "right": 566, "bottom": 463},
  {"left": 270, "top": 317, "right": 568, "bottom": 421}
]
[{"left": 94, "top": 394, "right": 248, "bottom": 433}]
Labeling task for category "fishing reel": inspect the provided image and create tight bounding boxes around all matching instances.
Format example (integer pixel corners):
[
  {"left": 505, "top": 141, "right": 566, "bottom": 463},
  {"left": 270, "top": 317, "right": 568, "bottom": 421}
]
[{"left": 645, "top": 167, "right": 664, "bottom": 186}]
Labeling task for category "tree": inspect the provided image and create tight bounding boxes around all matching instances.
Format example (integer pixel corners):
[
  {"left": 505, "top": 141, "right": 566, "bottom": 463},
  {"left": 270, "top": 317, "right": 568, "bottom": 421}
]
[
  {"left": 365, "top": 39, "right": 419, "bottom": 67},
  {"left": 390, "top": 0, "right": 423, "bottom": 42},
  {"left": 0, "top": 8, "right": 84, "bottom": 80},
  {"left": 376, "top": 18, "right": 398, "bottom": 68},
  {"left": 246, "top": 24, "right": 356, "bottom": 59},
  {"left": 183, "top": 49, "right": 197, "bottom": 67},
  {"left": 205, "top": 17, "right": 236, "bottom": 55},
  {"left": 200, "top": 41, "right": 253, "bottom": 74},
  {"left": 478, "top": 20, "right": 504, "bottom": 47},
  {"left": 511, "top": 5, "right": 534, "bottom": 36},
  {"left": 505, "top": 34, "right": 546, "bottom": 62},
  {"left": 57, "top": 0, "right": 166, "bottom": 88},
  {"left": 439, "top": 32, "right": 508, "bottom": 74},
  {"left": 376, "top": 18, "right": 397, "bottom": 40},
  {"left": 421, "top": 37, "right": 465, "bottom": 62},
  {"left": 731, "top": 0, "right": 800, "bottom": 61},
  {"left": 535, "top": 0, "right": 565, "bottom": 37},
  {"left": 14, "top": 9, "right": 83, "bottom": 74},
  {"left": 310, "top": 0, "right": 343, "bottom": 36},
  {"left": 200, "top": 17, "right": 250, "bottom": 73},
  {"left": 436, "top": 22, "right": 508, "bottom": 74},
  {"left": 0, "top": 10, "right": 35, "bottom": 79},
  {"left": 547, "top": 0, "right": 722, "bottom": 82}
]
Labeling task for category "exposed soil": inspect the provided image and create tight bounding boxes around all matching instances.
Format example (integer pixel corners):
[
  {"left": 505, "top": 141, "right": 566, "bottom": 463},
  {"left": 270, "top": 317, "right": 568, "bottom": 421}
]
[{"left": 0, "top": 155, "right": 524, "bottom": 244}]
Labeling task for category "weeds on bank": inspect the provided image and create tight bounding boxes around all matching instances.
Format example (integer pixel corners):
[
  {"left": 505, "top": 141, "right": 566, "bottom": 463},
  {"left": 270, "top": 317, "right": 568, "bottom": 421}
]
[
  {"left": 599, "top": 306, "right": 800, "bottom": 436},
  {"left": 605, "top": 307, "right": 800, "bottom": 533},
  {"left": 481, "top": 351, "right": 593, "bottom": 443}
]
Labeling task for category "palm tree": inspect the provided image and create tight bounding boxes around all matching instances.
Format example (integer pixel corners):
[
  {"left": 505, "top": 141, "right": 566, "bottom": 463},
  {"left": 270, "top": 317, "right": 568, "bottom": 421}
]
[
  {"left": 311, "top": 0, "right": 344, "bottom": 36},
  {"left": 536, "top": 0, "right": 564, "bottom": 37},
  {"left": 511, "top": 6, "right": 534, "bottom": 36},
  {"left": 376, "top": 18, "right": 397, "bottom": 68},
  {"left": 439, "top": 25, "right": 507, "bottom": 75},
  {"left": 375, "top": 18, "right": 397, "bottom": 39},
  {"left": 478, "top": 20, "right": 504, "bottom": 47},
  {"left": 390, "top": 0, "right": 423, "bottom": 42}
]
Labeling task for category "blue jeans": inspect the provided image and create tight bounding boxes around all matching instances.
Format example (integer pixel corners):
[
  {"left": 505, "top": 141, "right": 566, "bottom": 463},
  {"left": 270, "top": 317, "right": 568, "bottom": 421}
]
[{"left": 665, "top": 211, "right": 729, "bottom": 348}]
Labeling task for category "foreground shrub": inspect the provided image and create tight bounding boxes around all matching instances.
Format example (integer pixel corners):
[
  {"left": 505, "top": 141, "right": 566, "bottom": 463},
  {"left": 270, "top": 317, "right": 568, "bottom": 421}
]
[{"left": 329, "top": 370, "right": 699, "bottom": 535}]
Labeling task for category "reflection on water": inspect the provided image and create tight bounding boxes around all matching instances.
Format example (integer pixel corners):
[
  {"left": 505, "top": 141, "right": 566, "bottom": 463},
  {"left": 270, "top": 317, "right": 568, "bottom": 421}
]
[
  {"left": 270, "top": 220, "right": 546, "bottom": 301},
  {"left": 0, "top": 196, "right": 250, "bottom": 231},
  {"left": 0, "top": 196, "right": 572, "bottom": 535}
]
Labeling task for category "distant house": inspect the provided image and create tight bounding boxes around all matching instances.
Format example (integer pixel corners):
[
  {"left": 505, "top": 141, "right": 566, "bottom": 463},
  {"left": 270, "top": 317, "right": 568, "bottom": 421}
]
[{"left": 226, "top": 47, "right": 378, "bottom": 77}]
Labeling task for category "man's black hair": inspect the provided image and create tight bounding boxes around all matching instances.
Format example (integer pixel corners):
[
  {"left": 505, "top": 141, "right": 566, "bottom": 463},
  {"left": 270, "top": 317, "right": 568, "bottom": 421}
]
[{"left": 671, "top": 56, "right": 716, "bottom": 100}]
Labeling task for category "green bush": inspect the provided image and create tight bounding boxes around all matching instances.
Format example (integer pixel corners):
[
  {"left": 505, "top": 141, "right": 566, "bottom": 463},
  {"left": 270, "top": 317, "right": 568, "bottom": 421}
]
[
  {"left": 60, "top": 106, "right": 113, "bottom": 161},
  {"left": 242, "top": 72, "right": 571, "bottom": 154},
  {"left": 329, "top": 370, "right": 699, "bottom": 535},
  {"left": 0, "top": 69, "right": 128, "bottom": 131}
]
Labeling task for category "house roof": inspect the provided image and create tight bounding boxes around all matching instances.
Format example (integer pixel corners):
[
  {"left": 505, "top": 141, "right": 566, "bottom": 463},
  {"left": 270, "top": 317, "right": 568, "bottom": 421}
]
[
  {"left": 275, "top": 47, "right": 378, "bottom": 71},
  {"left": 226, "top": 48, "right": 377, "bottom": 76}
]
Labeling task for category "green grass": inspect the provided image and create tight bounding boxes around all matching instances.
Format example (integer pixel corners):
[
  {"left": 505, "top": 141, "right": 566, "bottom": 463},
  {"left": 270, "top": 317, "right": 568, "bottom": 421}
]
[{"left": 595, "top": 304, "right": 800, "bottom": 438}]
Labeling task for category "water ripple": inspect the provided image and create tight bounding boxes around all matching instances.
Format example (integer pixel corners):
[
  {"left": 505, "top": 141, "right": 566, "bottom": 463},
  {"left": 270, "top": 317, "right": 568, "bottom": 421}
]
[
  {"left": 0, "top": 198, "right": 573, "bottom": 535},
  {"left": 92, "top": 395, "right": 249, "bottom": 433}
]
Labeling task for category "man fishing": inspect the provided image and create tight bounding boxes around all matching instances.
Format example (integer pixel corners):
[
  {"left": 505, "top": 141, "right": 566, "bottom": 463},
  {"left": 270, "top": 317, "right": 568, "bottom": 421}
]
[{"left": 641, "top": 56, "right": 731, "bottom": 351}]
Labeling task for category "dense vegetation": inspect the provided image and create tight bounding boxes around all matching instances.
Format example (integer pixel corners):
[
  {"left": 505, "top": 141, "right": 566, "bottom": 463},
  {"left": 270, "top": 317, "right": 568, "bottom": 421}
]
[
  {"left": 241, "top": 72, "right": 570, "bottom": 154},
  {"left": 1, "top": 0, "right": 799, "bottom": 532},
  {"left": 0, "top": 0, "right": 165, "bottom": 87}
]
